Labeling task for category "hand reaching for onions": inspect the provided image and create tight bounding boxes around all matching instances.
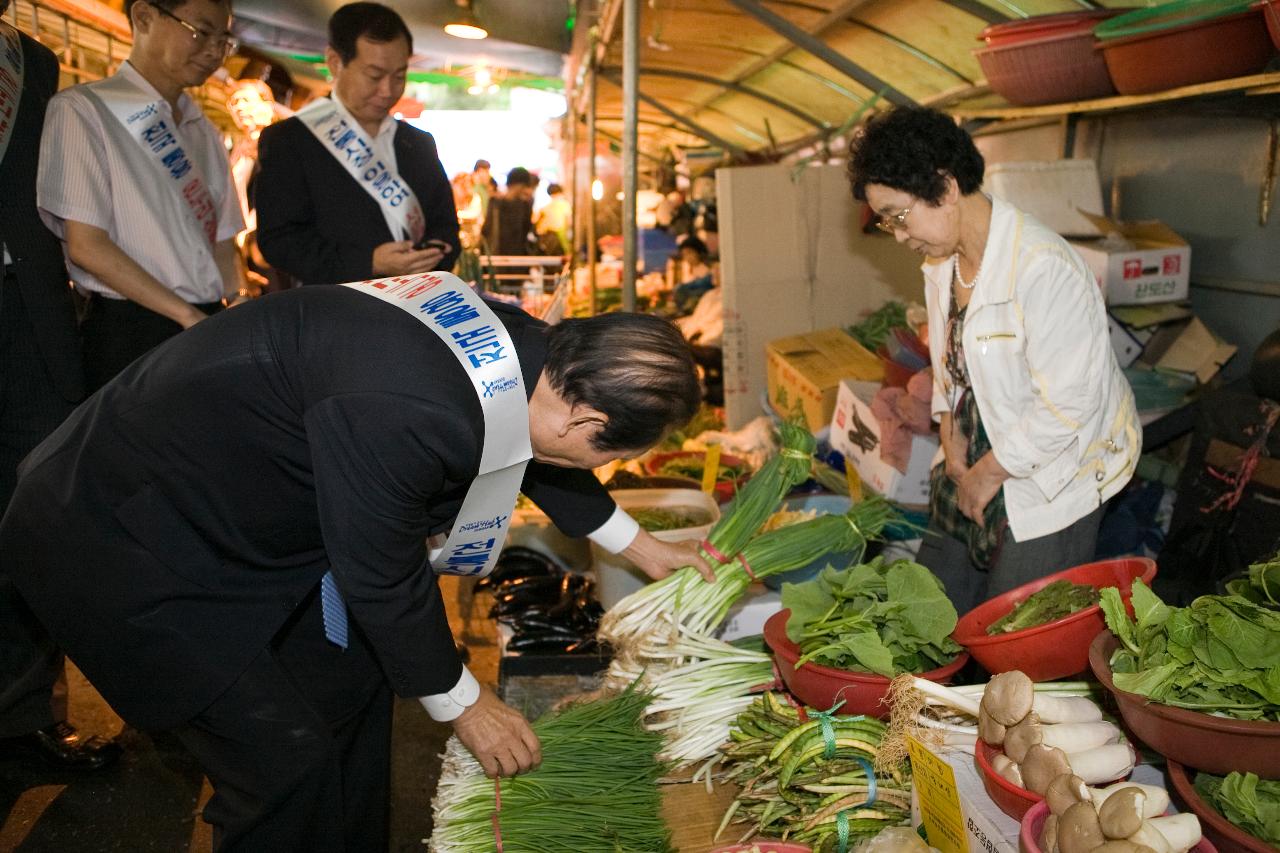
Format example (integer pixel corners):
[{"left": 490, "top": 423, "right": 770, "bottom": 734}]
[
  {"left": 451, "top": 684, "right": 542, "bottom": 778},
  {"left": 620, "top": 529, "right": 715, "bottom": 582}
]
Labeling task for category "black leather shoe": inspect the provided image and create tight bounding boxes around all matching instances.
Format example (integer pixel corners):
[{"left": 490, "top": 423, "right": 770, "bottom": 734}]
[{"left": 2, "top": 721, "right": 122, "bottom": 771}]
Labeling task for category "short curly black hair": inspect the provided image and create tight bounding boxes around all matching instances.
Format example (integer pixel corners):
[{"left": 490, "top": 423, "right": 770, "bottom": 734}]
[{"left": 846, "top": 107, "right": 985, "bottom": 205}]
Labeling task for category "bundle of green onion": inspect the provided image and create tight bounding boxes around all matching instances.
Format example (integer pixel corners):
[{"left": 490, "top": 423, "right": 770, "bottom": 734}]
[
  {"left": 430, "top": 688, "right": 672, "bottom": 853},
  {"left": 599, "top": 419, "right": 816, "bottom": 651},
  {"left": 602, "top": 495, "right": 899, "bottom": 671},
  {"left": 611, "top": 630, "right": 775, "bottom": 768}
]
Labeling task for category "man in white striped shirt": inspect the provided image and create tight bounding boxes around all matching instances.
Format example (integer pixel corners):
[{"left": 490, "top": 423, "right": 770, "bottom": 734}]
[{"left": 37, "top": 0, "right": 246, "bottom": 391}]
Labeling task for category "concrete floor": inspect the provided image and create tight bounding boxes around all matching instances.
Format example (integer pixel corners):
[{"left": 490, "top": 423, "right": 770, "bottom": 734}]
[{"left": 0, "top": 576, "right": 499, "bottom": 853}]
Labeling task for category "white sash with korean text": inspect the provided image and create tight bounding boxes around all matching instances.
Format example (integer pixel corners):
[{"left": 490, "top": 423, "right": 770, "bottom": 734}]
[
  {"left": 296, "top": 98, "right": 425, "bottom": 243},
  {"left": 0, "top": 21, "right": 23, "bottom": 167},
  {"left": 342, "top": 272, "right": 530, "bottom": 578},
  {"left": 88, "top": 72, "right": 217, "bottom": 245}
]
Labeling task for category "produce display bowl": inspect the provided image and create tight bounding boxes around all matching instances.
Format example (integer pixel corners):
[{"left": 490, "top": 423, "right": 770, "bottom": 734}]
[
  {"left": 1019, "top": 800, "right": 1219, "bottom": 853},
  {"left": 1095, "top": 1, "right": 1275, "bottom": 95},
  {"left": 976, "top": 741, "right": 1043, "bottom": 821},
  {"left": 1262, "top": 0, "right": 1280, "bottom": 48},
  {"left": 710, "top": 843, "right": 812, "bottom": 853},
  {"left": 762, "top": 494, "right": 854, "bottom": 590},
  {"left": 974, "top": 9, "right": 1130, "bottom": 105},
  {"left": 1167, "top": 759, "right": 1275, "bottom": 853},
  {"left": 764, "top": 609, "right": 969, "bottom": 717},
  {"left": 953, "top": 557, "right": 1156, "bottom": 682},
  {"left": 644, "top": 450, "right": 750, "bottom": 504},
  {"left": 981, "top": 8, "right": 1130, "bottom": 46},
  {"left": 1089, "top": 632, "right": 1280, "bottom": 778}
]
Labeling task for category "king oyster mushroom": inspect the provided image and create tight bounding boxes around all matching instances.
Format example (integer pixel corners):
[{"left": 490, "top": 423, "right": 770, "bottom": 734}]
[
  {"left": 1021, "top": 743, "right": 1073, "bottom": 795},
  {"left": 1057, "top": 801, "right": 1106, "bottom": 853}
]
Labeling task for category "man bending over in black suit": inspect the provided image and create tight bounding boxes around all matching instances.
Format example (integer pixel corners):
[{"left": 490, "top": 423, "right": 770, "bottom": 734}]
[
  {"left": 0, "top": 277, "right": 712, "bottom": 851},
  {"left": 256, "top": 2, "right": 462, "bottom": 285}
]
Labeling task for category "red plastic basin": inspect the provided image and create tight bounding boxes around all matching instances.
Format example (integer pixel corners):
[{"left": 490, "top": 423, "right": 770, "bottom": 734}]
[
  {"left": 644, "top": 450, "right": 749, "bottom": 504},
  {"left": 711, "top": 844, "right": 812, "bottom": 853},
  {"left": 1167, "top": 760, "right": 1274, "bottom": 853},
  {"left": 1090, "top": 632, "right": 1280, "bottom": 778},
  {"left": 976, "top": 741, "right": 1042, "bottom": 822},
  {"left": 954, "top": 557, "right": 1156, "bottom": 682},
  {"left": 980, "top": 9, "right": 1132, "bottom": 46},
  {"left": 1262, "top": 0, "right": 1280, "bottom": 48},
  {"left": 1098, "top": 7, "right": 1275, "bottom": 95},
  {"left": 1020, "top": 800, "right": 1219, "bottom": 853},
  {"left": 764, "top": 609, "right": 968, "bottom": 717}
]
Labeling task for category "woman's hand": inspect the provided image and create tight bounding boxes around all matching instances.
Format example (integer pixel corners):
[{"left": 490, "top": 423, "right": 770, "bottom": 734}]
[
  {"left": 956, "top": 451, "right": 1010, "bottom": 523},
  {"left": 620, "top": 529, "right": 716, "bottom": 582},
  {"left": 939, "top": 412, "right": 970, "bottom": 482}
]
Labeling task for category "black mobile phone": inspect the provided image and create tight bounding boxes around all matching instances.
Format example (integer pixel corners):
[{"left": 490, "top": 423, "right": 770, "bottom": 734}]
[{"left": 414, "top": 236, "right": 450, "bottom": 252}]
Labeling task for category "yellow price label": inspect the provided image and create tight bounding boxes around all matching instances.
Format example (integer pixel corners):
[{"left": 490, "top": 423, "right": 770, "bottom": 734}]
[
  {"left": 906, "top": 735, "right": 968, "bottom": 853},
  {"left": 844, "top": 458, "right": 864, "bottom": 502},
  {"left": 701, "top": 444, "right": 722, "bottom": 495}
]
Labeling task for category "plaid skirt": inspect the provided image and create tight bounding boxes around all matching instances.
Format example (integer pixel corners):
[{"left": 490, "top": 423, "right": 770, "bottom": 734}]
[{"left": 928, "top": 388, "right": 1008, "bottom": 569}]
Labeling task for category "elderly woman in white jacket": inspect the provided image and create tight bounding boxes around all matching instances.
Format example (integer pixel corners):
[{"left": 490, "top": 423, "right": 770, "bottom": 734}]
[{"left": 847, "top": 107, "right": 1140, "bottom": 613}]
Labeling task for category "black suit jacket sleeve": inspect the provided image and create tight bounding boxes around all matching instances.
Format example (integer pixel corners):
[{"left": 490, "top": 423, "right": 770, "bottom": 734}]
[
  {"left": 305, "top": 390, "right": 465, "bottom": 698},
  {"left": 396, "top": 129, "right": 461, "bottom": 271},
  {"left": 255, "top": 120, "right": 378, "bottom": 284},
  {"left": 0, "top": 32, "right": 83, "bottom": 402},
  {"left": 522, "top": 463, "right": 618, "bottom": 538}
]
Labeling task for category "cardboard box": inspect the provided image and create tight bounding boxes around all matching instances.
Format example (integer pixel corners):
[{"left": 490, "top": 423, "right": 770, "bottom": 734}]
[
  {"left": 1138, "top": 316, "right": 1237, "bottom": 385},
  {"left": 830, "top": 380, "right": 938, "bottom": 506},
  {"left": 910, "top": 747, "right": 1019, "bottom": 853},
  {"left": 765, "top": 328, "right": 883, "bottom": 432},
  {"left": 1068, "top": 215, "right": 1191, "bottom": 305},
  {"left": 718, "top": 586, "right": 781, "bottom": 642},
  {"left": 1107, "top": 312, "right": 1147, "bottom": 369},
  {"left": 985, "top": 159, "right": 1105, "bottom": 238}
]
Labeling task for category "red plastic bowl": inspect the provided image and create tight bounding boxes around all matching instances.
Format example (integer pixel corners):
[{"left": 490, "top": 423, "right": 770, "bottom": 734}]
[
  {"left": 976, "top": 741, "right": 1043, "bottom": 821},
  {"left": 1097, "top": 7, "right": 1275, "bottom": 95},
  {"left": 980, "top": 9, "right": 1131, "bottom": 46},
  {"left": 1090, "top": 632, "right": 1280, "bottom": 778},
  {"left": 644, "top": 450, "right": 749, "bottom": 504},
  {"left": 711, "top": 843, "right": 812, "bottom": 853},
  {"left": 1167, "top": 760, "right": 1274, "bottom": 853},
  {"left": 1020, "top": 800, "right": 1219, "bottom": 853},
  {"left": 1262, "top": 0, "right": 1280, "bottom": 48},
  {"left": 763, "top": 609, "right": 969, "bottom": 717},
  {"left": 954, "top": 558, "right": 1156, "bottom": 682}
]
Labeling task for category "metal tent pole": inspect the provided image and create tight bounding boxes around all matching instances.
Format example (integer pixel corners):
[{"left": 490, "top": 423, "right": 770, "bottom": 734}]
[{"left": 620, "top": 0, "right": 639, "bottom": 312}]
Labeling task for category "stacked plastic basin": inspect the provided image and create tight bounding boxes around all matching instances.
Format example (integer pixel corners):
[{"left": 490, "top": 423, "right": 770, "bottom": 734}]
[
  {"left": 1093, "top": 0, "right": 1276, "bottom": 95},
  {"left": 974, "top": 9, "right": 1132, "bottom": 105}
]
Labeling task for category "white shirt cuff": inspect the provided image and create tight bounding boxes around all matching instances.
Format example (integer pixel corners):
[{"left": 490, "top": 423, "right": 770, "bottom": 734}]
[
  {"left": 586, "top": 505, "right": 640, "bottom": 554},
  {"left": 418, "top": 665, "right": 481, "bottom": 722}
]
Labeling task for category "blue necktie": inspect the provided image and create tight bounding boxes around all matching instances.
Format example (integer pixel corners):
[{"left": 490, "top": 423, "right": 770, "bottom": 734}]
[{"left": 320, "top": 571, "right": 348, "bottom": 649}]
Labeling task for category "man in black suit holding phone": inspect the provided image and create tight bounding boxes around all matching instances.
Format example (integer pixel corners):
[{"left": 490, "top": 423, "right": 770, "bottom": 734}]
[
  {"left": 256, "top": 2, "right": 461, "bottom": 285},
  {"left": 0, "top": 0, "right": 120, "bottom": 770}
]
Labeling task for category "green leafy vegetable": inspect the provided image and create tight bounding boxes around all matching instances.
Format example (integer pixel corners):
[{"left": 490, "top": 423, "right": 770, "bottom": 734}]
[
  {"left": 657, "top": 457, "right": 747, "bottom": 483},
  {"left": 629, "top": 507, "right": 712, "bottom": 532},
  {"left": 1226, "top": 550, "right": 1280, "bottom": 608},
  {"left": 986, "top": 580, "right": 1100, "bottom": 635},
  {"left": 782, "top": 558, "right": 963, "bottom": 677},
  {"left": 1100, "top": 580, "right": 1280, "bottom": 720},
  {"left": 846, "top": 301, "right": 909, "bottom": 352},
  {"left": 1193, "top": 770, "right": 1280, "bottom": 847}
]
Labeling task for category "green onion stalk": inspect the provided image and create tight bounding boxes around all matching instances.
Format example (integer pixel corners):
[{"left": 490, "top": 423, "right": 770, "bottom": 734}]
[
  {"left": 598, "top": 419, "right": 816, "bottom": 652},
  {"left": 430, "top": 687, "right": 673, "bottom": 853},
  {"left": 609, "top": 628, "right": 775, "bottom": 768},
  {"left": 603, "top": 496, "right": 899, "bottom": 682}
]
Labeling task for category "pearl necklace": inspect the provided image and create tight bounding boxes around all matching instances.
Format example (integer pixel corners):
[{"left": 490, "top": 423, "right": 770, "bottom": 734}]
[{"left": 953, "top": 254, "right": 981, "bottom": 290}]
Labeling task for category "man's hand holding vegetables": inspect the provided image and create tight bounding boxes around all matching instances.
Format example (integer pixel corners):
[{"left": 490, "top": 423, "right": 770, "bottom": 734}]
[
  {"left": 450, "top": 683, "right": 543, "bottom": 778},
  {"left": 622, "top": 534, "right": 716, "bottom": 583}
]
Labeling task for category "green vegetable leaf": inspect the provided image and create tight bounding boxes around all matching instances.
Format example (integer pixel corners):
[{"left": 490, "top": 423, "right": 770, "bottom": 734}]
[
  {"left": 781, "top": 580, "right": 836, "bottom": 644},
  {"left": 1100, "top": 585, "right": 1139, "bottom": 653},
  {"left": 885, "top": 560, "right": 957, "bottom": 647}
]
